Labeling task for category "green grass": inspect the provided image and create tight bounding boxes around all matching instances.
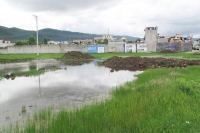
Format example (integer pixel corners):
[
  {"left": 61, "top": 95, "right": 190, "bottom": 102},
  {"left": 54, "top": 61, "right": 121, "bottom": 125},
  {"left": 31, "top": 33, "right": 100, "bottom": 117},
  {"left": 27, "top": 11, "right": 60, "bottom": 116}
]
[
  {"left": 12, "top": 69, "right": 46, "bottom": 76},
  {"left": 0, "top": 53, "right": 64, "bottom": 63},
  {"left": 1, "top": 67, "right": 58, "bottom": 80},
  {"left": 4, "top": 66, "right": 200, "bottom": 133},
  {"left": 91, "top": 52, "right": 200, "bottom": 60},
  {"left": 0, "top": 53, "right": 64, "bottom": 59},
  {"left": 1, "top": 52, "right": 200, "bottom": 63}
]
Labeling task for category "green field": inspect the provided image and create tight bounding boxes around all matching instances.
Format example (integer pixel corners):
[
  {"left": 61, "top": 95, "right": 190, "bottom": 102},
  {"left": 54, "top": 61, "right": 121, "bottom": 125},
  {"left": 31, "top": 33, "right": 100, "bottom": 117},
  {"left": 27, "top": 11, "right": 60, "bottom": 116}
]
[
  {"left": 0, "top": 52, "right": 200, "bottom": 63},
  {"left": 2, "top": 66, "right": 199, "bottom": 132},
  {"left": 91, "top": 52, "right": 200, "bottom": 60},
  {"left": 1, "top": 52, "right": 200, "bottom": 132},
  {"left": 0, "top": 53, "right": 64, "bottom": 59}
]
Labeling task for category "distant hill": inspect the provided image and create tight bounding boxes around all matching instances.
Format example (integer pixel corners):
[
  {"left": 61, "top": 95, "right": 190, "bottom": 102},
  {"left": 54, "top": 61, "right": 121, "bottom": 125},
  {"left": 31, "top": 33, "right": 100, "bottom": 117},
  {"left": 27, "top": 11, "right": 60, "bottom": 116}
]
[{"left": 0, "top": 25, "right": 138, "bottom": 42}]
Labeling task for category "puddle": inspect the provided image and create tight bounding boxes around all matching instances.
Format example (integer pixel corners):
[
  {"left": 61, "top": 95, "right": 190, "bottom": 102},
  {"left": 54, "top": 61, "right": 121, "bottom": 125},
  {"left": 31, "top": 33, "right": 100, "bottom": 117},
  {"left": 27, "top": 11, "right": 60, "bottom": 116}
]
[{"left": 0, "top": 59, "right": 143, "bottom": 129}]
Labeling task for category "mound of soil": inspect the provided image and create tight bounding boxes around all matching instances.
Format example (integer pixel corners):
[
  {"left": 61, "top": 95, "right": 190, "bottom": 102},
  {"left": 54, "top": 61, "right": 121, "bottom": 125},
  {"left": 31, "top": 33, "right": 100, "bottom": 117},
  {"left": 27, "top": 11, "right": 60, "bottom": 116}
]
[
  {"left": 101, "top": 56, "right": 200, "bottom": 72},
  {"left": 62, "top": 51, "right": 94, "bottom": 59},
  {"left": 61, "top": 51, "right": 94, "bottom": 65},
  {"left": 160, "top": 50, "right": 175, "bottom": 53}
]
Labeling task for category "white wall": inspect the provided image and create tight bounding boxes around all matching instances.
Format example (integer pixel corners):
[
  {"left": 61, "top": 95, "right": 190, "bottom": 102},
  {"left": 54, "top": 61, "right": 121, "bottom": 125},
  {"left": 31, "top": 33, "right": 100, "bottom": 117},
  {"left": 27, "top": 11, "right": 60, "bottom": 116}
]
[{"left": 125, "top": 43, "right": 147, "bottom": 52}]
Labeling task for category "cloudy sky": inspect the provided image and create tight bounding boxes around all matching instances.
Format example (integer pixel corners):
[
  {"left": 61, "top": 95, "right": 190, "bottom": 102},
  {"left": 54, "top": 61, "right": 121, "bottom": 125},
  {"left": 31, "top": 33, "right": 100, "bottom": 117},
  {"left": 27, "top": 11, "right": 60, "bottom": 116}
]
[{"left": 0, "top": 0, "right": 200, "bottom": 38}]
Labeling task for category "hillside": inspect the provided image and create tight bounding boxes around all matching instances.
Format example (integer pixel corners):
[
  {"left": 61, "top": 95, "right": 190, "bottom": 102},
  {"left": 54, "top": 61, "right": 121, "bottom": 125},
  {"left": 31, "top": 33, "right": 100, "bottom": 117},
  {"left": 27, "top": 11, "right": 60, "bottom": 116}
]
[{"left": 0, "top": 25, "right": 138, "bottom": 42}]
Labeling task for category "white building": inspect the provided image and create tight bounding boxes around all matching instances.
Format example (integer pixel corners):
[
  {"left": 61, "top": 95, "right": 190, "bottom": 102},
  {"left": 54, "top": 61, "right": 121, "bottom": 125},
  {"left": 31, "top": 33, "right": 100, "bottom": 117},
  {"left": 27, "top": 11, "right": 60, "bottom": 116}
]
[
  {"left": 47, "top": 41, "right": 69, "bottom": 45},
  {"left": 0, "top": 40, "right": 14, "bottom": 47}
]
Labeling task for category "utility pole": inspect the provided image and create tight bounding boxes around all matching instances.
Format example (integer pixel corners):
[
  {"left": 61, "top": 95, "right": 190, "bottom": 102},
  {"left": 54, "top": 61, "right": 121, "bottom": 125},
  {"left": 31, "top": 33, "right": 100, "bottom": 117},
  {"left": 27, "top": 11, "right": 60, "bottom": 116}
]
[{"left": 33, "top": 15, "right": 39, "bottom": 55}]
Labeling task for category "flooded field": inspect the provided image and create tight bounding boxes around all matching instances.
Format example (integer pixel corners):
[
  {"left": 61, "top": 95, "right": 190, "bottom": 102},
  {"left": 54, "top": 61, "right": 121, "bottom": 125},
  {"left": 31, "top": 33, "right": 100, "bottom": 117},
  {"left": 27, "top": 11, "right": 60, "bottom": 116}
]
[{"left": 0, "top": 59, "right": 143, "bottom": 129}]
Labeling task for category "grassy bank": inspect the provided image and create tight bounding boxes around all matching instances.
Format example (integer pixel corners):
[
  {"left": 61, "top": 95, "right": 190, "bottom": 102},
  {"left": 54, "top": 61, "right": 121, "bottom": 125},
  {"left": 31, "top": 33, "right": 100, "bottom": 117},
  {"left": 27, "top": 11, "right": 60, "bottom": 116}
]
[
  {"left": 1, "top": 67, "right": 58, "bottom": 80},
  {"left": 91, "top": 52, "right": 200, "bottom": 59},
  {"left": 4, "top": 66, "right": 200, "bottom": 133},
  {"left": 0, "top": 53, "right": 64, "bottom": 63},
  {"left": 0, "top": 52, "right": 200, "bottom": 63}
]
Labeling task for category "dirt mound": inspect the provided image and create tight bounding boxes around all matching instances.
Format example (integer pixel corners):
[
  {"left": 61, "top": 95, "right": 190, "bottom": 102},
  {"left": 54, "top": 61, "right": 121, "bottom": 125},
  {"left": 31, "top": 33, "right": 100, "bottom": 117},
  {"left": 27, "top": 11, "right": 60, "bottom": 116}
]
[
  {"left": 61, "top": 51, "right": 94, "bottom": 65},
  {"left": 101, "top": 56, "right": 200, "bottom": 72},
  {"left": 160, "top": 50, "right": 175, "bottom": 53},
  {"left": 62, "top": 51, "right": 94, "bottom": 59}
]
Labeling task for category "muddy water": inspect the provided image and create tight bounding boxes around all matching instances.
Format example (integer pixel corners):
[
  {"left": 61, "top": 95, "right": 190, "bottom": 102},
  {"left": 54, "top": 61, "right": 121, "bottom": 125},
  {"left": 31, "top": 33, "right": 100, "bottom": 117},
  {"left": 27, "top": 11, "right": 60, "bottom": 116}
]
[{"left": 0, "top": 59, "right": 143, "bottom": 129}]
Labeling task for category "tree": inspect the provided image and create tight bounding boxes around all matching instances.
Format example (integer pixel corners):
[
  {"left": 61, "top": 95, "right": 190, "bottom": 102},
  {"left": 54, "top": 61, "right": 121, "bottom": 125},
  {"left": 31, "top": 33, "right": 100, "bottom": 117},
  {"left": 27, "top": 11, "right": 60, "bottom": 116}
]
[
  {"left": 96, "top": 40, "right": 102, "bottom": 44},
  {"left": 135, "top": 38, "right": 141, "bottom": 43},
  {"left": 102, "top": 39, "right": 108, "bottom": 44},
  {"left": 15, "top": 40, "right": 28, "bottom": 45},
  {"left": 127, "top": 41, "right": 133, "bottom": 43},
  {"left": 43, "top": 38, "right": 50, "bottom": 44},
  {"left": 27, "top": 35, "right": 36, "bottom": 45},
  {"left": 122, "top": 39, "right": 126, "bottom": 42}
]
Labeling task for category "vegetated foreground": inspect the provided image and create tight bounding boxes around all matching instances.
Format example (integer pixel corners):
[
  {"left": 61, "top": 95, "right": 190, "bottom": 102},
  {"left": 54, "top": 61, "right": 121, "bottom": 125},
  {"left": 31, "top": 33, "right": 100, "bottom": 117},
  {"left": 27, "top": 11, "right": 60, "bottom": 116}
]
[
  {"left": 5, "top": 66, "right": 200, "bottom": 133},
  {"left": 101, "top": 56, "right": 200, "bottom": 71},
  {"left": 61, "top": 51, "right": 94, "bottom": 65}
]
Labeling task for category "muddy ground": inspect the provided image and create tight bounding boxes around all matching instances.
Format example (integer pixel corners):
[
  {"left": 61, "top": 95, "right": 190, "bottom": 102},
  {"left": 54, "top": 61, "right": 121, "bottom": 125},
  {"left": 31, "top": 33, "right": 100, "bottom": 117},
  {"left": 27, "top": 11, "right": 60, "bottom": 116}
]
[
  {"left": 61, "top": 51, "right": 94, "bottom": 65},
  {"left": 101, "top": 56, "right": 200, "bottom": 72},
  {"left": 62, "top": 51, "right": 94, "bottom": 59}
]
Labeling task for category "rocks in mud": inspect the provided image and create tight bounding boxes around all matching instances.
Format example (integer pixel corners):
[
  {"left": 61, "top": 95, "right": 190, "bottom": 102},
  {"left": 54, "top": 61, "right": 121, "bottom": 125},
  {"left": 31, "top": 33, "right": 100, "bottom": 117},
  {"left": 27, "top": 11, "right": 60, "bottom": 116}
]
[{"left": 101, "top": 56, "right": 200, "bottom": 71}]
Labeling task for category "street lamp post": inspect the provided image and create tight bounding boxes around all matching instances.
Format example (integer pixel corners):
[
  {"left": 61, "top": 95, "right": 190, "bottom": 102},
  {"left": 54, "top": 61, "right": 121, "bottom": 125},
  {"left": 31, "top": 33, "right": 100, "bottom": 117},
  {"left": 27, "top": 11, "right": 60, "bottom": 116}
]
[{"left": 33, "top": 15, "right": 39, "bottom": 55}]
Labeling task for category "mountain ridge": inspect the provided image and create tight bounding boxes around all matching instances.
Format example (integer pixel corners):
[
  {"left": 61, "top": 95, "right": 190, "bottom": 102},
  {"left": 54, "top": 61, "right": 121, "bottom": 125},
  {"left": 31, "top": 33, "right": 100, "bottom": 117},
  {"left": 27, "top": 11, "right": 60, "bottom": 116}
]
[{"left": 0, "top": 25, "right": 138, "bottom": 42}]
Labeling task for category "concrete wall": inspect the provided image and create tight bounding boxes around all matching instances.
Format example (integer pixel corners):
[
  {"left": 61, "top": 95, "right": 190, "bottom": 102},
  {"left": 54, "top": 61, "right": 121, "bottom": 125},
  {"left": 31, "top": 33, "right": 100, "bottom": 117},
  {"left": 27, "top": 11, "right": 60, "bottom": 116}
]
[
  {"left": 157, "top": 42, "right": 192, "bottom": 52},
  {"left": 158, "top": 38, "right": 168, "bottom": 43},
  {"left": 145, "top": 27, "right": 158, "bottom": 52},
  {"left": 7, "top": 44, "right": 89, "bottom": 54},
  {"left": 5, "top": 42, "right": 192, "bottom": 54},
  {"left": 125, "top": 43, "right": 147, "bottom": 52},
  {"left": 106, "top": 42, "right": 125, "bottom": 52},
  {"left": 0, "top": 49, "right": 7, "bottom": 54}
]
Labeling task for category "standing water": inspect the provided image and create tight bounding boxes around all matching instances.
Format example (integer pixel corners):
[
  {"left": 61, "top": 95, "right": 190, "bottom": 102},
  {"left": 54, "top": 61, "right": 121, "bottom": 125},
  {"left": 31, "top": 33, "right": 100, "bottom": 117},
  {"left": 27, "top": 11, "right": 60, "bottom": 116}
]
[{"left": 0, "top": 59, "right": 143, "bottom": 129}]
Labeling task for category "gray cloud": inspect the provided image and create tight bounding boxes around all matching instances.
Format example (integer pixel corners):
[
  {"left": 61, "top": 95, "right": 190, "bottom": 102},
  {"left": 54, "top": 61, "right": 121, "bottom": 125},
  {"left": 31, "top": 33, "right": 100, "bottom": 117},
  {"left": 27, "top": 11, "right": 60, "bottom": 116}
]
[{"left": 5, "top": 0, "right": 118, "bottom": 12}]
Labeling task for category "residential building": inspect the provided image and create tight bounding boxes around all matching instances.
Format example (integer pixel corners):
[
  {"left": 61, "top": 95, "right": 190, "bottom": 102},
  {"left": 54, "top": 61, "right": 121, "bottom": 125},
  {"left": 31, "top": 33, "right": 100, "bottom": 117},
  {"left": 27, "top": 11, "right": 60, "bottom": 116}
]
[
  {"left": 0, "top": 40, "right": 14, "bottom": 47},
  {"left": 73, "top": 39, "right": 93, "bottom": 45}
]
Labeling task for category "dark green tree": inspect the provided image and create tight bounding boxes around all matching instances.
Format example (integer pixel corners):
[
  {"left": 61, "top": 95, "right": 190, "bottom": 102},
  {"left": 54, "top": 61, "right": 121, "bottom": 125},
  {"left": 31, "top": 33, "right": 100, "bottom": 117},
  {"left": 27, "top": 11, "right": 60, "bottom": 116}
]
[
  {"left": 15, "top": 40, "right": 28, "bottom": 45},
  {"left": 135, "top": 38, "right": 141, "bottom": 43},
  {"left": 96, "top": 40, "right": 102, "bottom": 44},
  {"left": 27, "top": 35, "right": 36, "bottom": 45},
  {"left": 43, "top": 38, "right": 50, "bottom": 44},
  {"left": 102, "top": 39, "right": 108, "bottom": 44}
]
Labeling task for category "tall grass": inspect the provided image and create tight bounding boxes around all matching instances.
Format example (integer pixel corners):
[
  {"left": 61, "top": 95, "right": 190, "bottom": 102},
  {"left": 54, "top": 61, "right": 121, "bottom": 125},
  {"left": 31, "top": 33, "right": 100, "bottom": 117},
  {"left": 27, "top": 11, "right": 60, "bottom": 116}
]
[
  {"left": 4, "top": 66, "right": 200, "bottom": 133},
  {"left": 91, "top": 52, "right": 200, "bottom": 60},
  {"left": 0, "top": 52, "right": 200, "bottom": 63},
  {"left": 0, "top": 53, "right": 63, "bottom": 60},
  {"left": 12, "top": 69, "right": 46, "bottom": 76},
  {"left": 0, "top": 53, "right": 64, "bottom": 63}
]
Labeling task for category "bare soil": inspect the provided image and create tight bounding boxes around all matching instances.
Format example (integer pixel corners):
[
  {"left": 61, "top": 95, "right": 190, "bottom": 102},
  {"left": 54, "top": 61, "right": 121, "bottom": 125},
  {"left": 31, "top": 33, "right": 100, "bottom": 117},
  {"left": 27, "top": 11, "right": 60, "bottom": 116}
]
[
  {"left": 61, "top": 51, "right": 94, "bottom": 65},
  {"left": 101, "top": 56, "right": 200, "bottom": 72},
  {"left": 62, "top": 51, "right": 94, "bottom": 59}
]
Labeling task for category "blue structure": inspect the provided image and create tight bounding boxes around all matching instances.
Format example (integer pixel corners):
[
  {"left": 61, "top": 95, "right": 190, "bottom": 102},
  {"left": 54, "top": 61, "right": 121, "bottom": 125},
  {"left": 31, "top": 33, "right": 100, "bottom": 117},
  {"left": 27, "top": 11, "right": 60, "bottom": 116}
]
[{"left": 88, "top": 45, "right": 106, "bottom": 53}]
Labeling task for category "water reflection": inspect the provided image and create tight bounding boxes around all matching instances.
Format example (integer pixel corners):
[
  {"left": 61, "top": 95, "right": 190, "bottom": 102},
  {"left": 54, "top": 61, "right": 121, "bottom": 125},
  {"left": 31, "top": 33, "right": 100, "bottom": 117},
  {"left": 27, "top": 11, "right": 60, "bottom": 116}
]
[{"left": 0, "top": 60, "right": 143, "bottom": 128}]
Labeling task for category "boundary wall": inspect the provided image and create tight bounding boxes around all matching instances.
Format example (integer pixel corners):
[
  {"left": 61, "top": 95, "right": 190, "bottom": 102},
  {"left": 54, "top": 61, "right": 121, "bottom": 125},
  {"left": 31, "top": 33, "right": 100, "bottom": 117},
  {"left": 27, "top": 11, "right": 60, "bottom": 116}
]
[
  {"left": 4, "top": 42, "right": 193, "bottom": 54},
  {"left": 157, "top": 42, "right": 192, "bottom": 52},
  {"left": 7, "top": 44, "right": 125, "bottom": 54}
]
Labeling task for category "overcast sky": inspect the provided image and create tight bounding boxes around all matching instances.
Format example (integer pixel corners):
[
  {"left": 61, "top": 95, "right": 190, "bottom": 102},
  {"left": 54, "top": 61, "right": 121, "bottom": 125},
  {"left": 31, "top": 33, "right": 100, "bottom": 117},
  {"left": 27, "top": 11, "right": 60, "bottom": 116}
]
[{"left": 1, "top": 0, "right": 200, "bottom": 38}]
